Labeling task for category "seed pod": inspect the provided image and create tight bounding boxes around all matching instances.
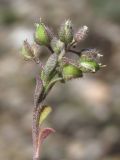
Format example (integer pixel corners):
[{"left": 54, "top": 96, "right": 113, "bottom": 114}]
[
  {"left": 79, "top": 57, "right": 100, "bottom": 73},
  {"left": 51, "top": 37, "right": 65, "bottom": 54},
  {"left": 41, "top": 53, "right": 58, "bottom": 83},
  {"left": 58, "top": 19, "right": 73, "bottom": 45},
  {"left": 35, "top": 23, "right": 51, "bottom": 46},
  {"left": 21, "top": 40, "right": 34, "bottom": 60},
  {"left": 62, "top": 64, "right": 83, "bottom": 80}
]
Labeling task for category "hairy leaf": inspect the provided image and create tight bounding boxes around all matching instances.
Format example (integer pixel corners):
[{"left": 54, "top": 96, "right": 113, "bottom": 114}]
[
  {"left": 41, "top": 53, "right": 58, "bottom": 83},
  {"left": 39, "top": 105, "right": 52, "bottom": 125}
]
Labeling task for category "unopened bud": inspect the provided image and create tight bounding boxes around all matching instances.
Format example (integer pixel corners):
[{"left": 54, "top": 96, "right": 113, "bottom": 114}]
[
  {"left": 51, "top": 37, "right": 65, "bottom": 54},
  {"left": 80, "top": 48, "right": 103, "bottom": 61},
  {"left": 75, "top": 25, "right": 88, "bottom": 42},
  {"left": 21, "top": 40, "right": 34, "bottom": 60},
  {"left": 62, "top": 64, "right": 83, "bottom": 80},
  {"left": 35, "top": 22, "right": 51, "bottom": 46},
  {"left": 58, "top": 19, "right": 73, "bottom": 45}
]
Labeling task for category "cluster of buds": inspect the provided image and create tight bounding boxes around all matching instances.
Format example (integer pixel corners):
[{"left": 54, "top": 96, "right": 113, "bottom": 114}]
[
  {"left": 20, "top": 19, "right": 105, "bottom": 160},
  {"left": 21, "top": 19, "right": 104, "bottom": 85}
]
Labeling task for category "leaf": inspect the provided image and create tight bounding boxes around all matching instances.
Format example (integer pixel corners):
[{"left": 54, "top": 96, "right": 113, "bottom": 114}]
[
  {"left": 39, "top": 105, "right": 52, "bottom": 125},
  {"left": 35, "top": 127, "right": 55, "bottom": 159},
  {"left": 41, "top": 53, "right": 58, "bottom": 83},
  {"left": 40, "top": 127, "right": 55, "bottom": 141}
]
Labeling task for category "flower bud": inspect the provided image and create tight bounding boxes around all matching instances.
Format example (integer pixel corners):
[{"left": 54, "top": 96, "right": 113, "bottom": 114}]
[
  {"left": 75, "top": 25, "right": 88, "bottom": 42},
  {"left": 79, "top": 57, "right": 100, "bottom": 73},
  {"left": 80, "top": 48, "right": 103, "bottom": 60},
  {"left": 58, "top": 19, "right": 73, "bottom": 45},
  {"left": 21, "top": 40, "right": 34, "bottom": 60},
  {"left": 51, "top": 37, "right": 65, "bottom": 54},
  {"left": 62, "top": 64, "right": 83, "bottom": 80},
  {"left": 35, "top": 22, "right": 51, "bottom": 46}
]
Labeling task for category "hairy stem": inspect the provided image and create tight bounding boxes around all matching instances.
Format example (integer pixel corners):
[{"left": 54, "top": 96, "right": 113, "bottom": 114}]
[{"left": 32, "top": 104, "right": 43, "bottom": 160}]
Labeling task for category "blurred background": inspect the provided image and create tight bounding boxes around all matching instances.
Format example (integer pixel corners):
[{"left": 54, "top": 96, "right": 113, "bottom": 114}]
[{"left": 0, "top": 0, "right": 120, "bottom": 160}]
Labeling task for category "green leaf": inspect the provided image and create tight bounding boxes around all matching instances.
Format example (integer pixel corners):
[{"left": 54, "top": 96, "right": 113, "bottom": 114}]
[{"left": 41, "top": 53, "right": 58, "bottom": 83}]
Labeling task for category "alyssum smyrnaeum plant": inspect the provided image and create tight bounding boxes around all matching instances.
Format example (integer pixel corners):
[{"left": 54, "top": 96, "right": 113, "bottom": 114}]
[{"left": 21, "top": 19, "right": 105, "bottom": 160}]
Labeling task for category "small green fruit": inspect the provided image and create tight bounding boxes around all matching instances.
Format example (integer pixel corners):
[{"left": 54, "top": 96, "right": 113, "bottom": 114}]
[
  {"left": 63, "top": 64, "right": 83, "bottom": 80},
  {"left": 35, "top": 23, "right": 50, "bottom": 46},
  {"left": 80, "top": 58, "right": 100, "bottom": 73}
]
